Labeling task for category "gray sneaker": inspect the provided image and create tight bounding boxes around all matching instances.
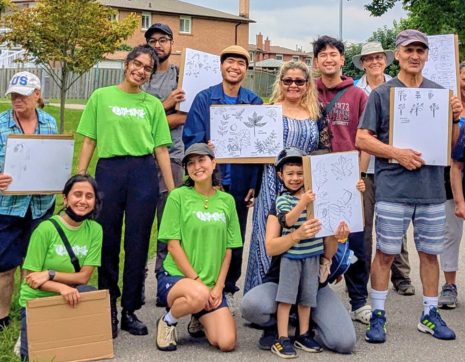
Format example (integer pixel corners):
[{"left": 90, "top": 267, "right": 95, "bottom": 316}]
[
  {"left": 439, "top": 283, "right": 458, "bottom": 309},
  {"left": 393, "top": 280, "right": 415, "bottom": 296},
  {"left": 225, "top": 292, "right": 236, "bottom": 316}
]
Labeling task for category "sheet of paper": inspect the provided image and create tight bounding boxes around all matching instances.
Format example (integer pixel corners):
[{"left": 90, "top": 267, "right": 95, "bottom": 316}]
[
  {"left": 391, "top": 87, "right": 450, "bottom": 166},
  {"left": 422, "top": 34, "right": 458, "bottom": 96},
  {"left": 178, "top": 48, "right": 222, "bottom": 113},
  {"left": 3, "top": 136, "right": 74, "bottom": 194},
  {"left": 309, "top": 151, "right": 364, "bottom": 238},
  {"left": 210, "top": 105, "right": 283, "bottom": 159}
]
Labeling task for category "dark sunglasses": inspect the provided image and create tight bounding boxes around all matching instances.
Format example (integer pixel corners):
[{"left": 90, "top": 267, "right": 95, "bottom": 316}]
[{"left": 281, "top": 78, "right": 308, "bottom": 86}]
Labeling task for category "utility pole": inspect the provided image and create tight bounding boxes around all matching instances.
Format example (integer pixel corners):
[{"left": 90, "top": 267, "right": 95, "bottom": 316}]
[{"left": 339, "top": 0, "right": 343, "bottom": 40}]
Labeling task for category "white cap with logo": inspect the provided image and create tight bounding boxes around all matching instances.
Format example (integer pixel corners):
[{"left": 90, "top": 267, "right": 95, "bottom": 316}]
[{"left": 5, "top": 71, "right": 41, "bottom": 97}]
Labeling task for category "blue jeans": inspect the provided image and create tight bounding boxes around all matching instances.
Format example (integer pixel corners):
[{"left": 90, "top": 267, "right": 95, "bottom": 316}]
[{"left": 21, "top": 285, "right": 96, "bottom": 361}]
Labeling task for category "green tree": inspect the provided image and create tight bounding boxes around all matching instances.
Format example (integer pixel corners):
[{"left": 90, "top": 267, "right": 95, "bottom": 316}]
[{"left": 0, "top": 0, "right": 138, "bottom": 133}]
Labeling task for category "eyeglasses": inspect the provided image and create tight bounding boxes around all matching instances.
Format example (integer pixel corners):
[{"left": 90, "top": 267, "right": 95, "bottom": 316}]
[
  {"left": 281, "top": 78, "right": 308, "bottom": 86},
  {"left": 147, "top": 37, "right": 171, "bottom": 46},
  {"left": 132, "top": 59, "right": 154, "bottom": 74},
  {"left": 361, "top": 54, "right": 386, "bottom": 63},
  {"left": 8, "top": 93, "right": 29, "bottom": 101}
]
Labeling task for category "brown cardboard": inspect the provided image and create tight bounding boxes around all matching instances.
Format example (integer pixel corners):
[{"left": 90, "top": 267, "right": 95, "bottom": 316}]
[{"left": 26, "top": 290, "right": 114, "bottom": 362}]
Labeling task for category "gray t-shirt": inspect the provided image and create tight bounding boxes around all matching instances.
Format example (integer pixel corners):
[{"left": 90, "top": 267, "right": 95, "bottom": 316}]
[
  {"left": 143, "top": 63, "right": 184, "bottom": 159},
  {"left": 358, "top": 77, "right": 446, "bottom": 204}
]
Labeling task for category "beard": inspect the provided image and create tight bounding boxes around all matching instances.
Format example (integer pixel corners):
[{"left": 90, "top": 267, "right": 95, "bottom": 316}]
[{"left": 158, "top": 47, "right": 172, "bottom": 64}]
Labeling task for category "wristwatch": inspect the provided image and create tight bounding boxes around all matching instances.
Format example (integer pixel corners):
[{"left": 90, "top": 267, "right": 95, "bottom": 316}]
[
  {"left": 453, "top": 119, "right": 460, "bottom": 124},
  {"left": 48, "top": 269, "right": 56, "bottom": 281},
  {"left": 361, "top": 172, "right": 368, "bottom": 179}
]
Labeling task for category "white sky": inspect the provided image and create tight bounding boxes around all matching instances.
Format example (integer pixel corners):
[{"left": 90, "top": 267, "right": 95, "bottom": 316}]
[{"left": 184, "top": 0, "right": 407, "bottom": 52}]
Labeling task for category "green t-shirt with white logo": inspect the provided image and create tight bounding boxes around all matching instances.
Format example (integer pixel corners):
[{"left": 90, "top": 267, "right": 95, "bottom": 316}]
[
  {"left": 159, "top": 187, "right": 242, "bottom": 289},
  {"left": 77, "top": 85, "right": 172, "bottom": 158},
  {"left": 19, "top": 216, "right": 103, "bottom": 307}
]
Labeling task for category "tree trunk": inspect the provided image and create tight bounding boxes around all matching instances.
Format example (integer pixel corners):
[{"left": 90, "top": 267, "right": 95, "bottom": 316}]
[{"left": 59, "top": 67, "right": 67, "bottom": 134}]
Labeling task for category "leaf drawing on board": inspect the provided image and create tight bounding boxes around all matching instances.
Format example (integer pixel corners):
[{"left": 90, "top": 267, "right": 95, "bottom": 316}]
[
  {"left": 233, "top": 109, "right": 245, "bottom": 121},
  {"left": 318, "top": 190, "right": 353, "bottom": 233},
  {"left": 398, "top": 103, "right": 405, "bottom": 115},
  {"left": 243, "top": 111, "right": 266, "bottom": 136},
  {"left": 415, "top": 91, "right": 421, "bottom": 101},
  {"left": 266, "top": 108, "right": 278, "bottom": 122},
  {"left": 410, "top": 103, "right": 424, "bottom": 116},
  {"left": 228, "top": 129, "right": 251, "bottom": 155},
  {"left": 398, "top": 90, "right": 407, "bottom": 101},
  {"left": 331, "top": 156, "right": 353, "bottom": 180},
  {"left": 314, "top": 161, "right": 328, "bottom": 190},
  {"left": 214, "top": 107, "right": 227, "bottom": 115},
  {"left": 254, "top": 130, "right": 281, "bottom": 155},
  {"left": 428, "top": 90, "right": 435, "bottom": 100},
  {"left": 430, "top": 103, "right": 439, "bottom": 118}
]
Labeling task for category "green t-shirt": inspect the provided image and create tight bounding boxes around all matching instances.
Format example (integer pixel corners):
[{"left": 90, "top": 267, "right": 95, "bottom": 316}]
[
  {"left": 76, "top": 85, "right": 172, "bottom": 158},
  {"left": 19, "top": 216, "right": 103, "bottom": 307},
  {"left": 159, "top": 187, "right": 242, "bottom": 289}
]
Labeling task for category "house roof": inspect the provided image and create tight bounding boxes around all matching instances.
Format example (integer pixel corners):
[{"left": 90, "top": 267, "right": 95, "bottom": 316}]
[
  {"left": 254, "top": 58, "right": 285, "bottom": 68},
  {"left": 249, "top": 43, "right": 312, "bottom": 57},
  {"left": 99, "top": 0, "right": 255, "bottom": 23}
]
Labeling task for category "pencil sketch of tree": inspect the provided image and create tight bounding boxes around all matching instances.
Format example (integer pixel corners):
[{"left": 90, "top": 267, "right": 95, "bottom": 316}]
[
  {"left": 430, "top": 103, "right": 439, "bottom": 118},
  {"left": 243, "top": 111, "right": 266, "bottom": 136},
  {"left": 410, "top": 103, "right": 424, "bottom": 116},
  {"left": 398, "top": 103, "right": 405, "bottom": 115},
  {"left": 228, "top": 129, "right": 251, "bottom": 155}
]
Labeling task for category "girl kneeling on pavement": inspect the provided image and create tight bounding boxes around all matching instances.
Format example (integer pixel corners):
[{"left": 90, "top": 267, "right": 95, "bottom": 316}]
[
  {"left": 156, "top": 143, "right": 241, "bottom": 352},
  {"left": 19, "top": 174, "right": 103, "bottom": 361}
]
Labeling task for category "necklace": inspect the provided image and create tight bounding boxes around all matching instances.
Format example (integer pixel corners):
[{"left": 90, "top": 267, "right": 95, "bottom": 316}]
[{"left": 195, "top": 189, "right": 216, "bottom": 209}]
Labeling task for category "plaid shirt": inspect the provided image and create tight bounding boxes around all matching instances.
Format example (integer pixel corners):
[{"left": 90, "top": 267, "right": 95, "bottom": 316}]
[{"left": 0, "top": 108, "right": 57, "bottom": 218}]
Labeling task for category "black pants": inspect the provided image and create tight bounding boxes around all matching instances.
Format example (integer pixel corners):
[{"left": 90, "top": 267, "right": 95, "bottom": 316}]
[
  {"left": 345, "top": 231, "right": 369, "bottom": 311},
  {"left": 96, "top": 155, "right": 159, "bottom": 312}
]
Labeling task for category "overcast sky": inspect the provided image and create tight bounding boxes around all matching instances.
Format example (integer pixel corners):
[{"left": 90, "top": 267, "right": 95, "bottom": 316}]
[{"left": 185, "top": 0, "right": 407, "bottom": 52}]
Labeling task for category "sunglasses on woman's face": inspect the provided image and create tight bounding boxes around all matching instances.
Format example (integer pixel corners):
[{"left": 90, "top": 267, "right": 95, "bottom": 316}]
[{"left": 281, "top": 78, "right": 308, "bottom": 86}]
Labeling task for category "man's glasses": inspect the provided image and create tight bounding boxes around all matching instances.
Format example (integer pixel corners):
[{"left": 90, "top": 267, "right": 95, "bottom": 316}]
[
  {"left": 132, "top": 59, "right": 154, "bottom": 74},
  {"left": 281, "top": 78, "right": 308, "bottom": 86},
  {"left": 361, "top": 54, "right": 386, "bottom": 63},
  {"left": 147, "top": 37, "right": 171, "bottom": 46}
]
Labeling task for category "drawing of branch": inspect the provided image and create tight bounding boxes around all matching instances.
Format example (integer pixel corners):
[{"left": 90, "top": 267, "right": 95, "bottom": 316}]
[
  {"left": 254, "top": 130, "right": 281, "bottom": 155},
  {"left": 398, "top": 103, "right": 405, "bottom": 115},
  {"left": 213, "top": 140, "right": 228, "bottom": 157},
  {"left": 428, "top": 90, "right": 435, "bottom": 100},
  {"left": 227, "top": 129, "right": 251, "bottom": 155},
  {"left": 266, "top": 108, "right": 278, "bottom": 122},
  {"left": 243, "top": 111, "right": 267, "bottom": 136},
  {"left": 233, "top": 109, "right": 245, "bottom": 121},
  {"left": 214, "top": 107, "right": 227, "bottom": 115},
  {"left": 314, "top": 161, "right": 328, "bottom": 190},
  {"left": 331, "top": 156, "right": 353, "bottom": 180},
  {"left": 430, "top": 103, "right": 439, "bottom": 118},
  {"left": 415, "top": 91, "right": 421, "bottom": 101},
  {"left": 398, "top": 90, "right": 407, "bottom": 101},
  {"left": 410, "top": 103, "right": 424, "bottom": 116}
]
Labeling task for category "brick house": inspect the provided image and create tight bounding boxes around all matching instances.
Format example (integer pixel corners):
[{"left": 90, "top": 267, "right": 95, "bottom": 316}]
[
  {"left": 249, "top": 33, "right": 313, "bottom": 68},
  {"left": 9, "top": 0, "right": 255, "bottom": 66}
]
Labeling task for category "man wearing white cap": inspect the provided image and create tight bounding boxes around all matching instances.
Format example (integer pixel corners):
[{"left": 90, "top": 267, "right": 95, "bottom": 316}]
[
  {"left": 0, "top": 71, "right": 57, "bottom": 331},
  {"left": 357, "top": 29, "right": 462, "bottom": 343},
  {"left": 354, "top": 42, "right": 415, "bottom": 296}
]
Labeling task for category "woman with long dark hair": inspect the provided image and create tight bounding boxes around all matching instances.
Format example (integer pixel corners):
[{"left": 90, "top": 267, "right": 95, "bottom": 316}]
[{"left": 76, "top": 45, "right": 174, "bottom": 338}]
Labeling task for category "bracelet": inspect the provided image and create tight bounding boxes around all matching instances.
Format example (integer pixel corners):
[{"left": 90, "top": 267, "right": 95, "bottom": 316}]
[
  {"left": 194, "top": 275, "right": 199, "bottom": 280},
  {"left": 453, "top": 119, "right": 460, "bottom": 124},
  {"left": 337, "top": 238, "right": 348, "bottom": 243}
]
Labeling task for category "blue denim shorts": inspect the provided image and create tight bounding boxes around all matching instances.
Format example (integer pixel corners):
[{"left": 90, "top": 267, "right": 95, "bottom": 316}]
[{"left": 156, "top": 269, "right": 228, "bottom": 319}]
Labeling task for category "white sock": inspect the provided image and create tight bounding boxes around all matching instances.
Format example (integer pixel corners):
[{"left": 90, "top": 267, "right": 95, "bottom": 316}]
[
  {"left": 163, "top": 310, "right": 178, "bottom": 325},
  {"left": 423, "top": 296, "right": 438, "bottom": 315},
  {"left": 371, "top": 289, "right": 388, "bottom": 311}
]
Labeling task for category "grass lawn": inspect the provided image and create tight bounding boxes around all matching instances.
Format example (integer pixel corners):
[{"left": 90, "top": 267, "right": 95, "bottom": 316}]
[{"left": 0, "top": 103, "right": 158, "bottom": 361}]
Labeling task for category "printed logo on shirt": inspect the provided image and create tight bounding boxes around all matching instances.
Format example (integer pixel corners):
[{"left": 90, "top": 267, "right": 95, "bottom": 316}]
[
  {"left": 327, "top": 102, "right": 350, "bottom": 126},
  {"left": 193, "top": 211, "right": 226, "bottom": 223},
  {"left": 109, "top": 106, "right": 146, "bottom": 118},
  {"left": 54, "top": 244, "right": 89, "bottom": 258}
]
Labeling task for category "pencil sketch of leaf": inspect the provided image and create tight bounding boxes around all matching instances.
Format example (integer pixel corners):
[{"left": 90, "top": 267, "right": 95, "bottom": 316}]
[
  {"left": 233, "top": 109, "right": 245, "bottom": 121},
  {"left": 314, "top": 161, "right": 328, "bottom": 190},
  {"left": 254, "top": 139, "right": 265, "bottom": 154},
  {"left": 243, "top": 111, "right": 266, "bottom": 136},
  {"left": 320, "top": 204, "right": 342, "bottom": 233},
  {"left": 223, "top": 114, "right": 231, "bottom": 121},
  {"left": 331, "top": 156, "right": 353, "bottom": 180},
  {"left": 254, "top": 130, "right": 281, "bottom": 155}
]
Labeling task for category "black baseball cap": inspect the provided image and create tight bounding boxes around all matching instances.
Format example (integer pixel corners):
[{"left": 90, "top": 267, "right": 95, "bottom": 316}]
[
  {"left": 145, "top": 23, "right": 173, "bottom": 40},
  {"left": 182, "top": 143, "right": 215, "bottom": 164}
]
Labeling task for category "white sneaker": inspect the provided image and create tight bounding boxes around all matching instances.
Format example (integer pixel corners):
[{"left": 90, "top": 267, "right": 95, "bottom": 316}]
[
  {"left": 349, "top": 305, "right": 372, "bottom": 325},
  {"left": 225, "top": 292, "right": 236, "bottom": 316}
]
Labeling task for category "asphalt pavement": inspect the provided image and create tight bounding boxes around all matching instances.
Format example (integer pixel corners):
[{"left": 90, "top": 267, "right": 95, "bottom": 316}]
[{"left": 105, "top": 210, "right": 465, "bottom": 362}]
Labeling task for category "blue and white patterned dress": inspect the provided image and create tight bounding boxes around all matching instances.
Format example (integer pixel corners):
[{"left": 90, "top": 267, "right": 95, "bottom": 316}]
[{"left": 244, "top": 116, "right": 320, "bottom": 293}]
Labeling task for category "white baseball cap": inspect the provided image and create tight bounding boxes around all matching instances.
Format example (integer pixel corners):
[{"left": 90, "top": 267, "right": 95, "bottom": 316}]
[{"left": 5, "top": 71, "right": 41, "bottom": 97}]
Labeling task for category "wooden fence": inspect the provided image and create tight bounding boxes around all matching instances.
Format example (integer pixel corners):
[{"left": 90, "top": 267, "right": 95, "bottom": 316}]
[{"left": 0, "top": 66, "right": 276, "bottom": 99}]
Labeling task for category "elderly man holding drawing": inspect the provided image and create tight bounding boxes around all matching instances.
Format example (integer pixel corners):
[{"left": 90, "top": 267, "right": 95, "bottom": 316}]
[
  {"left": 0, "top": 72, "right": 57, "bottom": 332},
  {"left": 356, "top": 29, "right": 462, "bottom": 343},
  {"left": 183, "top": 45, "right": 262, "bottom": 319}
]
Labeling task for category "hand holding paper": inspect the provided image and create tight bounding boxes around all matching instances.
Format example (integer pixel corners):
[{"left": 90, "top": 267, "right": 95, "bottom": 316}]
[{"left": 0, "top": 173, "right": 12, "bottom": 191}]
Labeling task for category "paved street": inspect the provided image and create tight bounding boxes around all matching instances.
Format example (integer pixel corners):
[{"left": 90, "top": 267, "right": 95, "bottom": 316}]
[{"left": 106, "top": 210, "right": 465, "bottom": 362}]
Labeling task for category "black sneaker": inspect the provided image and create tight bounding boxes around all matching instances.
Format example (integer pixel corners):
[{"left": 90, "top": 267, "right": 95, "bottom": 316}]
[
  {"left": 258, "top": 325, "right": 278, "bottom": 350},
  {"left": 271, "top": 337, "right": 297, "bottom": 359},
  {"left": 121, "top": 309, "right": 148, "bottom": 335},
  {"left": 294, "top": 331, "right": 322, "bottom": 353},
  {"left": 110, "top": 300, "right": 118, "bottom": 339}
]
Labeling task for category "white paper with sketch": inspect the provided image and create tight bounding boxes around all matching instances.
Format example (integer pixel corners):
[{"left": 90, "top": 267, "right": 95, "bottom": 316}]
[
  {"left": 178, "top": 48, "right": 222, "bottom": 113},
  {"left": 309, "top": 151, "right": 363, "bottom": 238},
  {"left": 210, "top": 105, "right": 283, "bottom": 159},
  {"left": 3, "top": 137, "right": 74, "bottom": 193},
  {"left": 391, "top": 87, "right": 450, "bottom": 166},
  {"left": 422, "top": 34, "right": 458, "bottom": 96}
]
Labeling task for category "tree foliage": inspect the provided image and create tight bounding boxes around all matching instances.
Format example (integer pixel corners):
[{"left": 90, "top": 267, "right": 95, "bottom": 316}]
[{"left": 0, "top": 0, "right": 138, "bottom": 133}]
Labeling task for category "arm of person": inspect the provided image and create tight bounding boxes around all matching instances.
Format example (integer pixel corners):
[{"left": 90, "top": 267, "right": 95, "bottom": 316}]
[
  {"left": 163, "top": 89, "right": 186, "bottom": 111},
  {"left": 25, "top": 266, "right": 95, "bottom": 289},
  {"left": 451, "top": 96, "right": 462, "bottom": 147},
  {"left": 31, "top": 278, "right": 81, "bottom": 308},
  {"left": 359, "top": 151, "right": 371, "bottom": 173},
  {"left": 265, "top": 215, "right": 322, "bottom": 256},
  {"left": 283, "top": 191, "right": 315, "bottom": 227},
  {"left": 451, "top": 159, "right": 465, "bottom": 219},
  {"left": 78, "top": 137, "right": 96, "bottom": 174},
  {"left": 208, "top": 249, "right": 232, "bottom": 310},
  {"left": 0, "top": 173, "right": 13, "bottom": 191},
  {"left": 167, "top": 112, "right": 187, "bottom": 130},
  {"left": 154, "top": 145, "right": 175, "bottom": 192},
  {"left": 183, "top": 94, "right": 208, "bottom": 148},
  {"left": 167, "top": 239, "right": 199, "bottom": 280}
]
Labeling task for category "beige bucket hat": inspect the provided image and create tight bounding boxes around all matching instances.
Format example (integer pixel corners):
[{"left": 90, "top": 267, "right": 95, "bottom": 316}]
[{"left": 352, "top": 42, "right": 394, "bottom": 70}]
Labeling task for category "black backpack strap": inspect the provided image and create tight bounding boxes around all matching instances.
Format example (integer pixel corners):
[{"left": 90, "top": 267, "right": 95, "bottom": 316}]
[
  {"left": 322, "top": 87, "right": 350, "bottom": 118},
  {"left": 175, "top": 65, "right": 180, "bottom": 84},
  {"left": 48, "top": 219, "right": 81, "bottom": 273}
]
